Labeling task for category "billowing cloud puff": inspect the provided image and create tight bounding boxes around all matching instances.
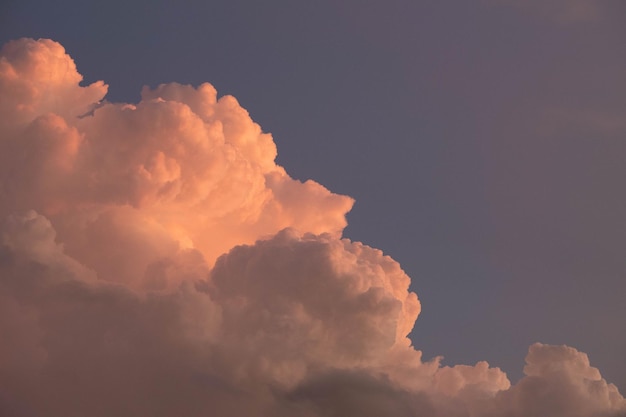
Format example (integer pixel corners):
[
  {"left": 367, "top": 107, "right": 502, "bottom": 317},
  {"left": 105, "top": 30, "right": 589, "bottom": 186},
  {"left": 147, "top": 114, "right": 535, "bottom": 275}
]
[
  {"left": 0, "top": 38, "right": 107, "bottom": 131},
  {"left": 206, "top": 229, "right": 421, "bottom": 386},
  {"left": 1, "top": 38, "right": 624, "bottom": 417},
  {"left": 488, "top": 343, "right": 626, "bottom": 417},
  {"left": 0, "top": 38, "right": 354, "bottom": 286}
]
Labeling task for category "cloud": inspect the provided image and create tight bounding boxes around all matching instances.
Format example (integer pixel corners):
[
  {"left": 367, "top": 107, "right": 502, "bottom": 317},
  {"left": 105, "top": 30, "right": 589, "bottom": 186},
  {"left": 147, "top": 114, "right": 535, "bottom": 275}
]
[
  {"left": 0, "top": 38, "right": 354, "bottom": 286},
  {"left": 488, "top": 343, "right": 626, "bottom": 417},
  {"left": 206, "top": 229, "right": 421, "bottom": 387},
  {"left": 0, "top": 38, "right": 624, "bottom": 417}
]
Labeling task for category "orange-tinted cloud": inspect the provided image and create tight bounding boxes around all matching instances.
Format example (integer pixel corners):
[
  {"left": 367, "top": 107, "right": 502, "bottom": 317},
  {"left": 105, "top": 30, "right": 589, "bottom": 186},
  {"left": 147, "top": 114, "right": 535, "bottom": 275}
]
[
  {"left": 0, "top": 38, "right": 624, "bottom": 416},
  {"left": 0, "top": 38, "right": 354, "bottom": 287}
]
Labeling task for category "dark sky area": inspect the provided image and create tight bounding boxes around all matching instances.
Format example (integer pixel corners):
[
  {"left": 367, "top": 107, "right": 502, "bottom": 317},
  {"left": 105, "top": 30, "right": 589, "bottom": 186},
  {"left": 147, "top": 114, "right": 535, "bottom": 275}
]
[{"left": 1, "top": 0, "right": 625, "bottom": 389}]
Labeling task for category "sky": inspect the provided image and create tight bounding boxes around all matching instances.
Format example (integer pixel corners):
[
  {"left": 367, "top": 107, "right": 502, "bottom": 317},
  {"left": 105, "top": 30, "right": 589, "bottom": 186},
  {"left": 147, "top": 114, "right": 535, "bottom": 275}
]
[{"left": 0, "top": 0, "right": 625, "bottom": 416}]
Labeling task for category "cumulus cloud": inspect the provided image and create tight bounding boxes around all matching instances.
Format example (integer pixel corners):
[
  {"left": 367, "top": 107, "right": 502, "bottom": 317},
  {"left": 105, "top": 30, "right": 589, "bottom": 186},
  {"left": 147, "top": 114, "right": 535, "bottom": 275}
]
[
  {"left": 0, "top": 38, "right": 624, "bottom": 417},
  {"left": 0, "top": 38, "right": 354, "bottom": 286}
]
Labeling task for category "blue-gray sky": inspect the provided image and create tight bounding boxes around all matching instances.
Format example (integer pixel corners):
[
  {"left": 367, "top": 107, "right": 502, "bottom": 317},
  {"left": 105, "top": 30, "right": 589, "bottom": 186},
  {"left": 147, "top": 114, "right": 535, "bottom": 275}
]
[{"left": 2, "top": 0, "right": 625, "bottom": 390}]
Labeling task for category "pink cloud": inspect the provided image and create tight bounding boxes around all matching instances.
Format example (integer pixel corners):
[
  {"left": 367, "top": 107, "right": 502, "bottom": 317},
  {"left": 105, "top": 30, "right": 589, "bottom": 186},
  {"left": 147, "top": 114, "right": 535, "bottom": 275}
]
[{"left": 0, "top": 38, "right": 624, "bottom": 416}]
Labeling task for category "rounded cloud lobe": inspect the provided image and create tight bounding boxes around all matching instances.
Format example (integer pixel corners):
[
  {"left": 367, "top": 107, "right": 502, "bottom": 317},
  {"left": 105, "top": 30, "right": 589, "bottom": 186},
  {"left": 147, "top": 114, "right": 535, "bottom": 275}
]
[{"left": 0, "top": 38, "right": 624, "bottom": 417}]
